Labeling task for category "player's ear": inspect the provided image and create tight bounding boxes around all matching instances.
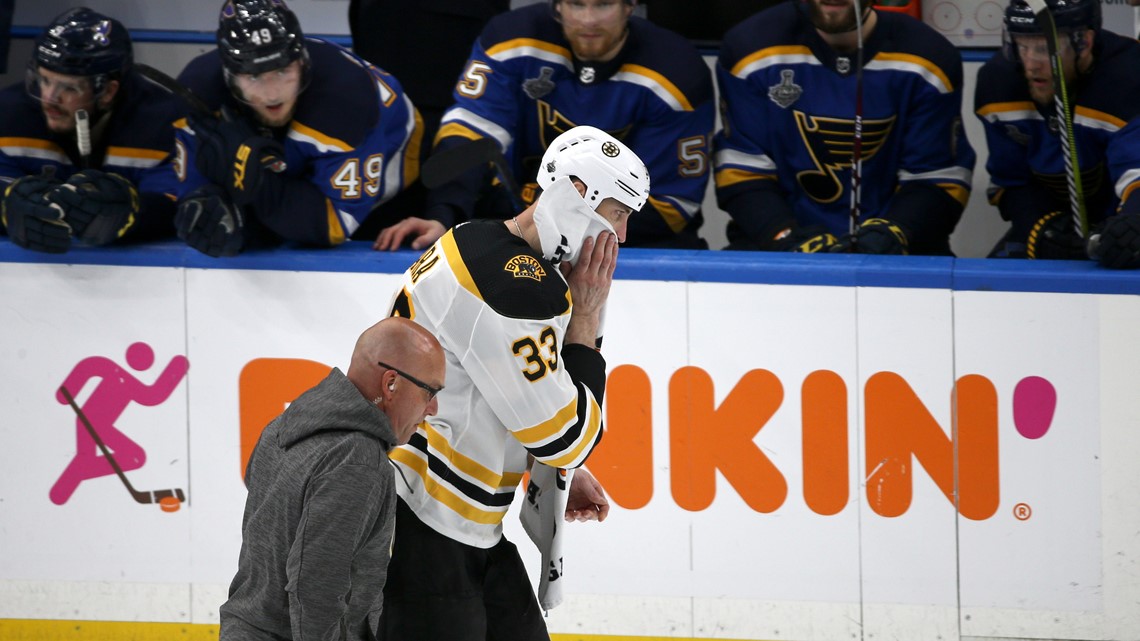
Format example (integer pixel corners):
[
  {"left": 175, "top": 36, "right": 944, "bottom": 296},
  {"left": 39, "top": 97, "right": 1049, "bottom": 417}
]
[{"left": 98, "top": 79, "right": 120, "bottom": 109}]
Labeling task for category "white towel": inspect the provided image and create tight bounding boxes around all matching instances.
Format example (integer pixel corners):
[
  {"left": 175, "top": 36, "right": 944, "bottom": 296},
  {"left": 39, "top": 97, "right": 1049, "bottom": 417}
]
[{"left": 520, "top": 463, "right": 573, "bottom": 611}]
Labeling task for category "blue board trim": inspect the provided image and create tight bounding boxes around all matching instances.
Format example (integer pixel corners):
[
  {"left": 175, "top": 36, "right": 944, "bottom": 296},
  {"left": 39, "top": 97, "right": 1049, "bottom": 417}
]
[{"left": 3, "top": 239, "right": 1138, "bottom": 295}]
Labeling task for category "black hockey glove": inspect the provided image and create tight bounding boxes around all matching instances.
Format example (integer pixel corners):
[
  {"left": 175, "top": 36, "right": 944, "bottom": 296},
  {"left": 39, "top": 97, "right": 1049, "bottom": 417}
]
[
  {"left": 1026, "top": 210, "right": 1086, "bottom": 260},
  {"left": 1, "top": 174, "right": 71, "bottom": 253},
  {"left": 189, "top": 110, "right": 285, "bottom": 207},
  {"left": 770, "top": 224, "right": 838, "bottom": 253},
  {"left": 49, "top": 169, "right": 139, "bottom": 245},
  {"left": 1088, "top": 213, "right": 1140, "bottom": 269},
  {"left": 830, "top": 218, "right": 909, "bottom": 255},
  {"left": 175, "top": 184, "right": 245, "bottom": 257}
]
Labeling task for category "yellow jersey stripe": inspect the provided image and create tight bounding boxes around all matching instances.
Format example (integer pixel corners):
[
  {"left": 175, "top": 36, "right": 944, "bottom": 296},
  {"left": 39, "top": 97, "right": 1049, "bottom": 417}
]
[
  {"left": 732, "top": 45, "right": 814, "bottom": 77},
  {"left": 440, "top": 229, "right": 483, "bottom": 301},
  {"left": 423, "top": 422, "right": 525, "bottom": 489},
  {"left": 542, "top": 400, "right": 602, "bottom": 468},
  {"left": 648, "top": 196, "right": 690, "bottom": 233},
  {"left": 617, "top": 64, "right": 693, "bottom": 111},
  {"left": 390, "top": 448, "right": 508, "bottom": 524},
  {"left": 290, "top": 121, "right": 352, "bottom": 152},
  {"left": 486, "top": 37, "right": 572, "bottom": 61},
  {"left": 435, "top": 122, "right": 484, "bottom": 145},
  {"left": 715, "top": 167, "right": 776, "bottom": 188}
]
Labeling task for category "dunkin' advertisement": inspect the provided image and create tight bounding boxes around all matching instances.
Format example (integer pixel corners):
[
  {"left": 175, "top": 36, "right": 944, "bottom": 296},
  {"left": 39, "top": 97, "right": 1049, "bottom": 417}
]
[{"left": 1, "top": 255, "right": 1138, "bottom": 641}]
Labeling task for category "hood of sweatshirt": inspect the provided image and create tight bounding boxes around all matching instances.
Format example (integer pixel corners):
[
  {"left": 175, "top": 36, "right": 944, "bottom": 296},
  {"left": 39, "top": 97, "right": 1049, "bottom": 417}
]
[{"left": 274, "top": 368, "right": 398, "bottom": 451}]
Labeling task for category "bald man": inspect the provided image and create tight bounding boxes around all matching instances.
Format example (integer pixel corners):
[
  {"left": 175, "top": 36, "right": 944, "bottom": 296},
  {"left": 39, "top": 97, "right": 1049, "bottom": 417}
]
[{"left": 221, "top": 317, "right": 445, "bottom": 641}]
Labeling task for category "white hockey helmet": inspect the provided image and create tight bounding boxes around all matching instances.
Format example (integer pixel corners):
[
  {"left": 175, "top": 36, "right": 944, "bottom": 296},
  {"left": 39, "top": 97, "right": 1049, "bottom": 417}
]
[{"left": 535, "top": 125, "right": 650, "bottom": 213}]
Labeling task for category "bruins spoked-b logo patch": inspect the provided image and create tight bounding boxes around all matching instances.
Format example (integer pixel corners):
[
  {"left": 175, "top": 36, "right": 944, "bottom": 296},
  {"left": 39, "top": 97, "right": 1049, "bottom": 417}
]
[
  {"left": 601, "top": 142, "right": 620, "bottom": 158},
  {"left": 505, "top": 255, "right": 546, "bottom": 281}
]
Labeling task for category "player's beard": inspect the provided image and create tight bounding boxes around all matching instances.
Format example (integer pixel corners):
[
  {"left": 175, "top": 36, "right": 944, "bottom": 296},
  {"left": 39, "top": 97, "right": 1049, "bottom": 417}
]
[{"left": 808, "top": 0, "right": 865, "bottom": 35}]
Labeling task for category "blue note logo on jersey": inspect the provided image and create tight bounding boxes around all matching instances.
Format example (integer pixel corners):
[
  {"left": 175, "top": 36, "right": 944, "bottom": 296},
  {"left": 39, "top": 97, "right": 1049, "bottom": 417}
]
[
  {"left": 768, "top": 70, "right": 803, "bottom": 109},
  {"left": 505, "top": 255, "right": 547, "bottom": 281},
  {"left": 523, "top": 67, "right": 557, "bottom": 100},
  {"left": 794, "top": 110, "right": 896, "bottom": 204},
  {"left": 536, "top": 101, "right": 632, "bottom": 153}
]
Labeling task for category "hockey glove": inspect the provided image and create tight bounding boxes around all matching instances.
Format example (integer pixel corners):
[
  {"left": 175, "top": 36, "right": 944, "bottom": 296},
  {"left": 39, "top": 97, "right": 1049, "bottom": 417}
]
[
  {"left": 1, "top": 174, "right": 71, "bottom": 253},
  {"left": 175, "top": 184, "right": 245, "bottom": 257},
  {"left": 189, "top": 110, "right": 285, "bottom": 207},
  {"left": 49, "top": 169, "right": 139, "bottom": 245},
  {"left": 770, "top": 224, "right": 838, "bottom": 253},
  {"left": 831, "top": 218, "right": 909, "bottom": 255},
  {"left": 1026, "top": 210, "right": 1086, "bottom": 260},
  {"left": 1087, "top": 213, "right": 1140, "bottom": 269}
]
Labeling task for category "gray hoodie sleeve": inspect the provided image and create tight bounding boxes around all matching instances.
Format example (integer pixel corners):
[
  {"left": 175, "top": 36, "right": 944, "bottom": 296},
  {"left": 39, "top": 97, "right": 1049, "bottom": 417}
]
[{"left": 285, "top": 460, "right": 392, "bottom": 641}]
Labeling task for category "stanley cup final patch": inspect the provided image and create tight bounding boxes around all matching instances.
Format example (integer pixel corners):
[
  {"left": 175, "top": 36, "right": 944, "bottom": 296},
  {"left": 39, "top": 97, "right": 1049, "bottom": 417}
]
[
  {"left": 523, "top": 67, "right": 557, "bottom": 100},
  {"left": 505, "top": 255, "right": 547, "bottom": 281},
  {"left": 768, "top": 69, "right": 803, "bottom": 109}
]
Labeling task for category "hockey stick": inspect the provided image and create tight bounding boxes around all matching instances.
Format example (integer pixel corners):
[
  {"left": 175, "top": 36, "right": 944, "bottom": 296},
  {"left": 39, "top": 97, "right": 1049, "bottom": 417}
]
[
  {"left": 75, "top": 109, "right": 92, "bottom": 170},
  {"left": 59, "top": 386, "right": 186, "bottom": 507},
  {"left": 421, "top": 137, "right": 526, "bottom": 212},
  {"left": 849, "top": 0, "right": 866, "bottom": 236},
  {"left": 134, "top": 63, "right": 214, "bottom": 118},
  {"left": 1025, "top": 0, "right": 1088, "bottom": 237}
]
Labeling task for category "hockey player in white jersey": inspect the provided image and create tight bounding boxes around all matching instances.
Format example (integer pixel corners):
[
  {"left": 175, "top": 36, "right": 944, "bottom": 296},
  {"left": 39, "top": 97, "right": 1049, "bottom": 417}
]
[{"left": 379, "top": 125, "right": 648, "bottom": 640}]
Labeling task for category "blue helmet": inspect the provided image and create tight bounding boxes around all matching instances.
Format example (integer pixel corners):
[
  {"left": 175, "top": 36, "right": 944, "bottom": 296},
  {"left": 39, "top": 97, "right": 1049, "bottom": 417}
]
[
  {"left": 33, "top": 7, "right": 133, "bottom": 83},
  {"left": 217, "top": 0, "right": 307, "bottom": 76},
  {"left": 1004, "top": 0, "right": 1102, "bottom": 35},
  {"left": 1003, "top": 0, "right": 1101, "bottom": 60}
]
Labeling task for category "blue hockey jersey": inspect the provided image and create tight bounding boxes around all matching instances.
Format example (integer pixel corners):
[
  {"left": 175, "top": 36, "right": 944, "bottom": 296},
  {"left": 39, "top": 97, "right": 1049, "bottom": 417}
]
[
  {"left": 974, "top": 29, "right": 1140, "bottom": 245},
  {"left": 174, "top": 38, "right": 423, "bottom": 246},
  {"left": 714, "top": 2, "right": 975, "bottom": 254},
  {"left": 429, "top": 2, "right": 715, "bottom": 248},
  {"left": 0, "top": 71, "right": 186, "bottom": 241}
]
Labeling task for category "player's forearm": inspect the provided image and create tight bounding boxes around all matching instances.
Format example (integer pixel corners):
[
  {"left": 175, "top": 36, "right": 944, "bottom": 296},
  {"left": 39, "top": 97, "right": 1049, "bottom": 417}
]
[{"left": 247, "top": 174, "right": 344, "bottom": 246}]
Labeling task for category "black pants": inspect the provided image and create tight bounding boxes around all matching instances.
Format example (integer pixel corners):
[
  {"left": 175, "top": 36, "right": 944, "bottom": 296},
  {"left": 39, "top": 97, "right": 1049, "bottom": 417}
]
[{"left": 377, "top": 498, "right": 548, "bottom": 641}]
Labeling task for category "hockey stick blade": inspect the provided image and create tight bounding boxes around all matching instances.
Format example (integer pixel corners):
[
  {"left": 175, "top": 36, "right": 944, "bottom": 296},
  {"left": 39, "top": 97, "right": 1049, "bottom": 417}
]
[
  {"left": 59, "top": 386, "right": 186, "bottom": 507},
  {"left": 421, "top": 138, "right": 525, "bottom": 211}
]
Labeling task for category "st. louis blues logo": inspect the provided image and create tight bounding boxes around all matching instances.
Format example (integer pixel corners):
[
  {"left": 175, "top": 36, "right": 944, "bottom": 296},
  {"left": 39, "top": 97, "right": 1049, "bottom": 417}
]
[
  {"left": 93, "top": 20, "right": 112, "bottom": 46},
  {"left": 794, "top": 110, "right": 895, "bottom": 204}
]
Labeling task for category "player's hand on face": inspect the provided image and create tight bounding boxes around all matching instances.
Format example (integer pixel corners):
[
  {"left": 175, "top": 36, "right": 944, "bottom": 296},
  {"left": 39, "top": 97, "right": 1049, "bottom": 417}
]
[
  {"left": 565, "top": 467, "right": 609, "bottom": 523},
  {"left": 373, "top": 216, "right": 445, "bottom": 251},
  {"left": 561, "top": 231, "right": 618, "bottom": 317}
]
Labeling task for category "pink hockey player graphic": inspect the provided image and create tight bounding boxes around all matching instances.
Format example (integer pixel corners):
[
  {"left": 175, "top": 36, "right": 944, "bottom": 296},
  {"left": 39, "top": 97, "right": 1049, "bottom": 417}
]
[{"left": 50, "top": 342, "right": 189, "bottom": 509}]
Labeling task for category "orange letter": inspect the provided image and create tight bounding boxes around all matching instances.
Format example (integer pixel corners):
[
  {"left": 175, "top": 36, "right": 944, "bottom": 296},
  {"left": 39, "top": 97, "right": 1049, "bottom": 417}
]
[
  {"left": 955, "top": 374, "right": 1000, "bottom": 520},
  {"left": 670, "top": 367, "right": 786, "bottom": 512},
  {"left": 238, "top": 358, "right": 330, "bottom": 480},
  {"left": 588, "top": 365, "right": 654, "bottom": 509},
  {"left": 802, "top": 370, "right": 848, "bottom": 516},
  {"left": 865, "top": 372, "right": 999, "bottom": 519}
]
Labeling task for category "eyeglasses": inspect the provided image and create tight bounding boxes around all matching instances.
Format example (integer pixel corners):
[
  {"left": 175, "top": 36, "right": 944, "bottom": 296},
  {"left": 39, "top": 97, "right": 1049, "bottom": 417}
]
[{"left": 377, "top": 361, "right": 443, "bottom": 401}]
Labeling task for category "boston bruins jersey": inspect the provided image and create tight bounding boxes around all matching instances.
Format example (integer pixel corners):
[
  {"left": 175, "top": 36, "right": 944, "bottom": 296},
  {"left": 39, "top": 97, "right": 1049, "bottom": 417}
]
[
  {"left": 0, "top": 71, "right": 185, "bottom": 241},
  {"left": 387, "top": 220, "right": 605, "bottom": 548},
  {"left": 174, "top": 38, "right": 423, "bottom": 246},
  {"left": 974, "top": 29, "right": 1140, "bottom": 243},
  {"left": 429, "top": 2, "right": 715, "bottom": 248},
  {"left": 714, "top": 2, "right": 975, "bottom": 253}
]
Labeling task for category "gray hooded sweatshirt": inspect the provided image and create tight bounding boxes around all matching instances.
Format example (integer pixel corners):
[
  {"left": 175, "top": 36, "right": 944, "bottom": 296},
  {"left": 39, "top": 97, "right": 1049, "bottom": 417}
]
[{"left": 220, "top": 368, "right": 399, "bottom": 641}]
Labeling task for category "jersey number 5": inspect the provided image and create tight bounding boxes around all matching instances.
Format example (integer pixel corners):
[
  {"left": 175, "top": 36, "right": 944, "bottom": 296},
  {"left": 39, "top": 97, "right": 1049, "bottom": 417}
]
[{"left": 512, "top": 327, "right": 558, "bottom": 382}]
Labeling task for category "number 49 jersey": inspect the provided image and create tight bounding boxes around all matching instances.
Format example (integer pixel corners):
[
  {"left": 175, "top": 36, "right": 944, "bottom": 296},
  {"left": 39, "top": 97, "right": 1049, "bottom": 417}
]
[
  {"left": 387, "top": 220, "right": 606, "bottom": 548},
  {"left": 173, "top": 38, "right": 422, "bottom": 245}
]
